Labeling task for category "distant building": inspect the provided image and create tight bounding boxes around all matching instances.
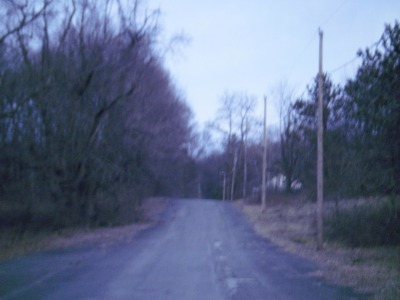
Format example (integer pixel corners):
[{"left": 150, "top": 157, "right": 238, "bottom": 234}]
[
  {"left": 247, "top": 173, "right": 302, "bottom": 203},
  {"left": 267, "top": 174, "right": 302, "bottom": 192}
]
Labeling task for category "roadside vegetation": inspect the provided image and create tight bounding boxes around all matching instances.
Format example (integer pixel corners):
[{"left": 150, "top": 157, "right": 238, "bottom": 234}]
[
  {"left": 326, "top": 197, "right": 400, "bottom": 248},
  {"left": 0, "top": 197, "right": 166, "bottom": 260},
  {"left": 237, "top": 194, "right": 400, "bottom": 299},
  {"left": 200, "top": 20, "right": 400, "bottom": 300},
  {"left": 0, "top": 0, "right": 197, "bottom": 232}
]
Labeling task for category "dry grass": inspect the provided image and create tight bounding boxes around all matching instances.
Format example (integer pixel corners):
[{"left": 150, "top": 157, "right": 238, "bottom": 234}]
[
  {"left": 235, "top": 194, "right": 400, "bottom": 300},
  {"left": 0, "top": 197, "right": 166, "bottom": 260}
]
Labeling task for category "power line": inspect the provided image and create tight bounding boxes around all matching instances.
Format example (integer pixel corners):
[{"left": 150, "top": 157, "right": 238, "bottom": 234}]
[
  {"left": 319, "top": 0, "right": 351, "bottom": 28},
  {"left": 287, "top": 1, "right": 351, "bottom": 96},
  {"left": 329, "top": 56, "right": 360, "bottom": 74},
  {"left": 289, "top": 0, "right": 351, "bottom": 76},
  {"left": 286, "top": 30, "right": 319, "bottom": 81},
  {"left": 328, "top": 40, "right": 380, "bottom": 74},
  {"left": 287, "top": 0, "right": 383, "bottom": 98}
]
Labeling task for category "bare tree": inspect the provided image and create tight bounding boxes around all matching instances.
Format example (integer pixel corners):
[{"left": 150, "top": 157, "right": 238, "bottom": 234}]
[
  {"left": 211, "top": 91, "right": 256, "bottom": 200},
  {"left": 275, "top": 82, "right": 300, "bottom": 192},
  {"left": 0, "top": 0, "right": 194, "bottom": 228}
]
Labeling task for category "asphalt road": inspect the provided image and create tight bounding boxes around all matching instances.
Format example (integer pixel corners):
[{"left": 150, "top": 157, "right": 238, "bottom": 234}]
[{"left": 1, "top": 199, "right": 363, "bottom": 299}]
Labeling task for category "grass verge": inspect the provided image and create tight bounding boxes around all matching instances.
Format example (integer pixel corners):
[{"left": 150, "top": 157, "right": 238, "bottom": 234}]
[{"left": 235, "top": 194, "right": 400, "bottom": 300}]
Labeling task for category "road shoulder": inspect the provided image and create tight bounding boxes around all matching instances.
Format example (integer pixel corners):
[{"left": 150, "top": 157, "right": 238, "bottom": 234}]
[
  {"left": 0, "top": 197, "right": 167, "bottom": 260},
  {"left": 234, "top": 198, "right": 400, "bottom": 300}
]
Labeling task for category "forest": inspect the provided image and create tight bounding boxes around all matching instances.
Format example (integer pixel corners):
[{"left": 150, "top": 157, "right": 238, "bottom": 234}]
[
  {"left": 0, "top": 0, "right": 196, "bottom": 228},
  {"left": 0, "top": 0, "right": 399, "bottom": 245}
]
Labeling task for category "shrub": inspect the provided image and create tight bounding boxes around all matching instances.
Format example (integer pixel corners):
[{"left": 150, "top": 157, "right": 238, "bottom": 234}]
[{"left": 326, "top": 198, "right": 400, "bottom": 247}]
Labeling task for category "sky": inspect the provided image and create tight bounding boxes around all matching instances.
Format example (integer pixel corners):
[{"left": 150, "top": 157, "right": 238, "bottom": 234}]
[{"left": 145, "top": 0, "right": 400, "bottom": 127}]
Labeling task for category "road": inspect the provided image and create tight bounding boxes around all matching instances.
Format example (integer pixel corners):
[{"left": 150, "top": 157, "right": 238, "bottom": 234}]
[{"left": 0, "top": 199, "right": 363, "bottom": 299}]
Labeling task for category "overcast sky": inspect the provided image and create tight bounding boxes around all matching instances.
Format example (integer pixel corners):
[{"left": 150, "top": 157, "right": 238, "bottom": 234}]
[{"left": 146, "top": 0, "right": 400, "bottom": 127}]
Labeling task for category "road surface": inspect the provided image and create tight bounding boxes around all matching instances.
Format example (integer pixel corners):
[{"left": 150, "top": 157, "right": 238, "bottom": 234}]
[{"left": 1, "top": 199, "right": 363, "bottom": 299}]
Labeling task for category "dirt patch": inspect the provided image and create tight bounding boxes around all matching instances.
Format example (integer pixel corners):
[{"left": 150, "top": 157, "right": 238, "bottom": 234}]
[
  {"left": 0, "top": 197, "right": 167, "bottom": 260},
  {"left": 235, "top": 195, "right": 400, "bottom": 300}
]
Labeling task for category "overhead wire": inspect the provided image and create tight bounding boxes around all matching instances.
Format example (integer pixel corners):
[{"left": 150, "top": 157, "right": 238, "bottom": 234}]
[
  {"left": 319, "top": 0, "right": 351, "bottom": 29},
  {"left": 318, "top": 0, "right": 385, "bottom": 76},
  {"left": 287, "top": 0, "right": 350, "bottom": 79},
  {"left": 297, "top": 37, "right": 382, "bottom": 101},
  {"left": 329, "top": 56, "right": 360, "bottom": 74},
  {"left": 286, "top": 30, "right": 318, "bottom": 82},
  {"left": 328, "top": 40, "right": 381, "bottom": 74},
  {"left": 283, "top": 0, "right": 383, "bottom": 100}
]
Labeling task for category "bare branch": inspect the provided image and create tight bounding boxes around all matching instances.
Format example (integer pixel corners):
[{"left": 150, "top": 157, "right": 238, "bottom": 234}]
[
  {"left": 0, "top": 0, "right": 51, "bottom": 44},
  {"left": 59, "top": 0, "right": 76, "bottom": 47}
]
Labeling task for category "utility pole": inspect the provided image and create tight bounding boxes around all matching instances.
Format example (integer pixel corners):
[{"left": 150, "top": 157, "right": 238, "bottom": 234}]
[
  {"left": 317, "top": 29, "right": 324, "bottom": 250},
  {"left": 221, "top": 172, "right": 226, "bottom": 201},
  {"left": 243, "top": 117, "right": 248, "bottom": 201},
  {"left": 231, "top": 148, "right": 238, "bottom": 201},
  {"left": 261, "top": 96, "right": 267, "bottom": 212}
]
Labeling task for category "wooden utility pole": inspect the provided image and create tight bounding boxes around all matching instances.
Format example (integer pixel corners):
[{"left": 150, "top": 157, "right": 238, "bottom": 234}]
[
  {"left": 231, "top": 148, "right": 238, "bottom": 201},
  {"left": 243, "top": 118, "right": 248, "bottom": 201},
  {"left": 317, "top": 29, "right": 324, "bottom": 250},
  {"left": 222, "top": 172, "right": 226, "bottom": 201},
  {"left": 261, "top": 96, "right": 267, "bottom": 212}
]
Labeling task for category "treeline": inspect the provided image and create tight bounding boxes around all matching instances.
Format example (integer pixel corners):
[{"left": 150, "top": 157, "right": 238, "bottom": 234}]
[
  {"left": 198, "top": 92, "right": 270, "bottom": 200},
  {"left": 0, "top": 0, "right": 195, "bottom": 228},
  {"left": 1, "top": 0, "right": 398, "bottom": 236},
  {"left": 285, "top": 21, "right": 399, "bottom": 199},
  {"left": 200, "top": 21, "right": 400, "bottom": 203}
]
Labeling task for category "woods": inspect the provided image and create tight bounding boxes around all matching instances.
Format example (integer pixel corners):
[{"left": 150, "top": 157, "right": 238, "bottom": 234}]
[
  {"left": 0, "top": 0, "right": 399, "bottom": 249},
  {"left": 0, "top": 0, "right": 195, "bottom": 229}
]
